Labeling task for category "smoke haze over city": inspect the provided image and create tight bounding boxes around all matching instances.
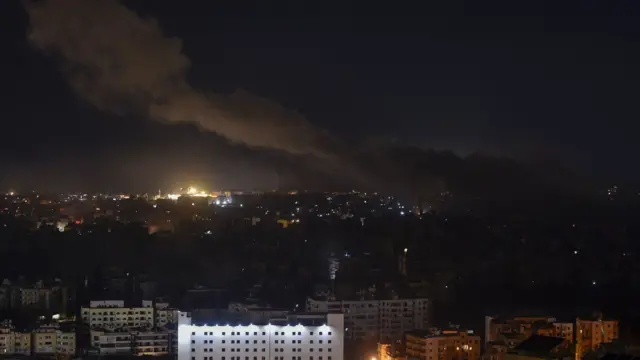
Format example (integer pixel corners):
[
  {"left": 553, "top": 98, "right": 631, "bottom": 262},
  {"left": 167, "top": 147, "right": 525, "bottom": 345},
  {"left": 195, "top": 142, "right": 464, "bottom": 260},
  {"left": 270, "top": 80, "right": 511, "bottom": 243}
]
[{"left": 1, "top": 0, "right": 640, "bottom": 194}]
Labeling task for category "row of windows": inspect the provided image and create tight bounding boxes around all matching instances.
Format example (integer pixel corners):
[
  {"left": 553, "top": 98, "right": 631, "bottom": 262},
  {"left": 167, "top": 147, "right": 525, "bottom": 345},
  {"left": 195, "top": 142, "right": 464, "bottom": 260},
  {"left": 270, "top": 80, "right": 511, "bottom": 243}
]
[
  {"left": 90, "top": 317, "right": 153, "bottom": 320},
  {"left": 195, "top": 340, "right": 333, "bottom": 345},
  {"left": 84, "top": 311, "right": 152, "bottom": 315},
  {"left": 193, "top": 348, "right": 334, "bottom": 353},
  {"left": 193, "top": 356, "right": 332, "bottom": 360},
  {"left": 195, "top": 332, "right": 332, "bottom": 337}
]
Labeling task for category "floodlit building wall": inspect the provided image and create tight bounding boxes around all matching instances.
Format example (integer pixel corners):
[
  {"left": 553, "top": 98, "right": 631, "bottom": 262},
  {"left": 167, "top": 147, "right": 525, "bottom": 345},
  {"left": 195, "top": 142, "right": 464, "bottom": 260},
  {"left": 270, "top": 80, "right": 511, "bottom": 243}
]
[{"left": 178, "top": 312, "right": 344, "bottom": 360}]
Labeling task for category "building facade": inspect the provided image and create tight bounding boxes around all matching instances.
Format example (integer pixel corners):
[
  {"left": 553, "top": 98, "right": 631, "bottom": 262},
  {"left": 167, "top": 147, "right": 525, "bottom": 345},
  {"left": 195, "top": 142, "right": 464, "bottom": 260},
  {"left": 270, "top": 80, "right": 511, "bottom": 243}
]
[
  {"left": 575, "top": 317, "right": 619, "bottom": 359},
  {"left": 90, "top": 329, "right": 174, "bottom": 356},
  {"left": 178, "top": 311, "right": 344, "bottom": 360},
  {"left": 306, "top": 298, "right": 428, "bottom": 341},
  {"left": 484, "top": 316, "right": 574, "bottom": 360},
  {"left": 405, "top": 329, "right": 481, "bottom": 360},
  {"left": 82, "top": 300, "right": 179, "bottom": 330},
  {"left": 0, "top": 324, "right": 73, "bottom": 357},
  {"left": 156, "top": 302, "right": 180, "bottom": 328}
]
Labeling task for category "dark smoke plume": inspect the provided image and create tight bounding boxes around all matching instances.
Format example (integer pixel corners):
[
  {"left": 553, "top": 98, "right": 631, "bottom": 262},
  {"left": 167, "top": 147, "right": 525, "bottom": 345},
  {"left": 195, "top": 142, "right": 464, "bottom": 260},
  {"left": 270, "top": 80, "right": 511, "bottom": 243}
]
[{"left": 25, "top": 0, "right": 333, "bottom": 158}]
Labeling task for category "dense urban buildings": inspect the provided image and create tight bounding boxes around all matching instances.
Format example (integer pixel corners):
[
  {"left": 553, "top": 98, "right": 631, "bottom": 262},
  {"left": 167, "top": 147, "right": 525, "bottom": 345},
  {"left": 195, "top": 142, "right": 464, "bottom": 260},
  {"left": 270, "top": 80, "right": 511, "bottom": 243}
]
[
  {"left": 485, "top": 316, "right": 574, "bottom": 347},
  {"left": 6, "top": 0, "right": 640, "bottom": 359},
  {"left": 306, "top": 297, "right": 429, "bottom": 341},
  {"left": 0, "top": 322, "right": 75, "bottom": 356},
  {"left": 0, "top": 189, "right": 634, "bottom": 360}
]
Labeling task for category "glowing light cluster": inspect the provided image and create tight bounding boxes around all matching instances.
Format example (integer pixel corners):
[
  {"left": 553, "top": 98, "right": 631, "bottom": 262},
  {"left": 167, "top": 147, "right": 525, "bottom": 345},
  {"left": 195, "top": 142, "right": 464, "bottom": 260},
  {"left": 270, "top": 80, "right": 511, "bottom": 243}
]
[
  {"left": 186, "top": 187, "right": 209, "bottom": 197},
  {"left": 164, "top": 186, "right": 211, "bottom": 200}
]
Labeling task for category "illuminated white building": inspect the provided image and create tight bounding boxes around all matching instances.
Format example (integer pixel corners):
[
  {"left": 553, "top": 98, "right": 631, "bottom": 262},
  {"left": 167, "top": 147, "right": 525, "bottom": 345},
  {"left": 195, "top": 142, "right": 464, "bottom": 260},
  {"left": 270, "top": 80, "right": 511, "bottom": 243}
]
[
  {"left": 306, "top": 298, "right": 429, "bottom": 341},
  {"left": 178, "top": 311, "right": 344, "bottom": 360}
]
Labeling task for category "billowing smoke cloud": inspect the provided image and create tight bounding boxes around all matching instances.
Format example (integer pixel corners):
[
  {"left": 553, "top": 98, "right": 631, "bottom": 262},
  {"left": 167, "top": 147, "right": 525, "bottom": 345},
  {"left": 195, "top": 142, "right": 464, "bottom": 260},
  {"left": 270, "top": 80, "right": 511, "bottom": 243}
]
[{"left": 25, "top": 0, "right": 333, "bottom": 158}]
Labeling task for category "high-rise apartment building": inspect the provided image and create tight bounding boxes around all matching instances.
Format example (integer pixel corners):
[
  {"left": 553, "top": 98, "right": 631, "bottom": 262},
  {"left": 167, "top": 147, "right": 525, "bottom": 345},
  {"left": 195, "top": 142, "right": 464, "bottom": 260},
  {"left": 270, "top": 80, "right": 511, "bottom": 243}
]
[
  {"left": 81, "top": 299, "right": 178, "bottom": 330},
  {"left": 306, "top": 297, "right": 428, "bottom": 341}
]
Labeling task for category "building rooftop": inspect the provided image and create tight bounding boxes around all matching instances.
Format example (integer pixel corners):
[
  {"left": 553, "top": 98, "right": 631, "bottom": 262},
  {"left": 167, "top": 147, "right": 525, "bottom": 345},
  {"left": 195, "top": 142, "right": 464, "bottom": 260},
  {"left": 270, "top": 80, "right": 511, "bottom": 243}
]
[
  {"left": 191, "top": 312, "right": 339, "bottom": 327},
  {"left": 405, "top": 329, "right": 475, "bottom": 339},
  {"left": 511, "top": 335, "right": 567, "bottom": 357}
]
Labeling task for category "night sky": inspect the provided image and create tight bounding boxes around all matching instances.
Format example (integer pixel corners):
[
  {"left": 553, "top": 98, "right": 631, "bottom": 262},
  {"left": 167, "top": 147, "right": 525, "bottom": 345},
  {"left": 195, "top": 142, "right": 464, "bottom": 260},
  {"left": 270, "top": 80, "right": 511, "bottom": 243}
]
[{"left": 1, "top": 0, "right": 640, "bottom": 191}]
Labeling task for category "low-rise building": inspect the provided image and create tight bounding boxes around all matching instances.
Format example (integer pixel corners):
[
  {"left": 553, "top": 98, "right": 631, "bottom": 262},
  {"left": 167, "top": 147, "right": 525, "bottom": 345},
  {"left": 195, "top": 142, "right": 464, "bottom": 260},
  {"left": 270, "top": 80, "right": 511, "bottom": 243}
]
[
  {"left": 55, "top": 330, "right": 76, "bottom": 356},
  {"left": 90, "top": 330, "right": 133, "bottom": 356},
  {"left": 485, "top": 316, "right": 559, "bottom": 345},
  {"left": 82, "top": 300, "right": 180, "bottom": 331},
  {"left": 0, "top": 323, "right": 73, "bottom": 357},
  {"left": 34, "top": 326, "right": 75, "bottom": 356},
  {"left": 81, "top": 300, "right": 154, "bottom": 330},
  {"left": 576, "top": 316, "right": 619, "bottom": 359},
  {"left": 0, "top": 327, "right": 15, "bottom": 354},
  {"left": 13, "top": 332, "right": 31, "bottom": 355},
  {"left": 485, "top": 316, "right": 574, "bottom": 360},
  {"left": 405, "top": 328, "right": 481, "bottom": 360},
  {"left": 133, "top": 329, "right": 173, "bottom": 356}
]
